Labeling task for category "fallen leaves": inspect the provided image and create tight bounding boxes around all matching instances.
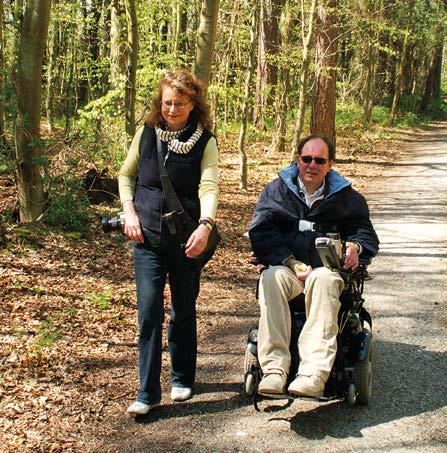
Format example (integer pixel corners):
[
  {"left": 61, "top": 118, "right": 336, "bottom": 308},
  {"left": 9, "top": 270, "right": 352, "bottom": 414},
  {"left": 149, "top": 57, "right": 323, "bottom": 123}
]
[{"left": 0, "top": 128, "right": 397, "bottom": 451}]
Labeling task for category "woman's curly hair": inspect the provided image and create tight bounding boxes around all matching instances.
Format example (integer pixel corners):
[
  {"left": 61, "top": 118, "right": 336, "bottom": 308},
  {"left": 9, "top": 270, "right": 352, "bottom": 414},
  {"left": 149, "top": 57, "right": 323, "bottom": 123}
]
[{"left": 146, "top": 68, "right": 212, "bottom": 130}]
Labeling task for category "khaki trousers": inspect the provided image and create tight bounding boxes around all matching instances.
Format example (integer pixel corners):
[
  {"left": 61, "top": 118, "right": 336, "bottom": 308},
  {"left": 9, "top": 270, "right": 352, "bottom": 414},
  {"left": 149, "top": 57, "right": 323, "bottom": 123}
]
[{"left": 258, "top": 266, "right": 344, "bottom": 381}]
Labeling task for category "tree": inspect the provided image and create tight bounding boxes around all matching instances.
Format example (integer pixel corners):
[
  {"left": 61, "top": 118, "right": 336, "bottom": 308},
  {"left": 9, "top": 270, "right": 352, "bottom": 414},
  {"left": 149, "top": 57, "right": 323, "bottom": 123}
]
[
  {"left": 15, "top": 0, "right": 51, "bottom": 222},
  {"left": 193, "top": 0, "right": 220, "bottom": 88},
  {"left": 390, "top": 0, "right": 414, "bottom": 123},
  {"left": 271, "top": 1, "right": 292, "bottom": 155},
  {"left": 254, "top": 0, "right": 284, "bottom": 129},
  {"left": 291, "top": 0, "right": 318, "bottom": 152},
  {"left": 310, "top": 0, "right": 337, "bottom": 145},
  {"left": 362, "top": 0, "right": 382, "bottom": 128},
  {"left": 173, "top": 1, "right": 188, "bottom": 57},
  {"left": 111, "top": 0, "right": 127, "bottom": 89},
  {"left": 124, "top": 0, "right": 138, "bottom": 141},
  {"left": 0, "top": 0, "right": 4, "bottom": 140},
  {"left": 419, "top": 3, "right": 444, "bottom": 113},
  {"left": 238, "top": 1, "right": 258, "bottom": 189}
]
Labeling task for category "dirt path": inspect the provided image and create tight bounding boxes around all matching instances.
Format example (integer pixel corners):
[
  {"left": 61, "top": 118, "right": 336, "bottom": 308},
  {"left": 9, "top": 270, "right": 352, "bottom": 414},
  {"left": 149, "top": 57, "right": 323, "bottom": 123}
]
[
  {"left": 3, "top": 124, "right": 445, "bottom": 452},
  {"left": 91, "top": 124, "right": 446, "bottom": 453}
]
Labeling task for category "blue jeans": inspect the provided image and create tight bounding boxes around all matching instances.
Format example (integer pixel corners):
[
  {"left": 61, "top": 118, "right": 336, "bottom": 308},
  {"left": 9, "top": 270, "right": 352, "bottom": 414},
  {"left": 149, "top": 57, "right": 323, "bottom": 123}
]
[{"left": 133, "top": 228, "right": 202, "bottom": 405}]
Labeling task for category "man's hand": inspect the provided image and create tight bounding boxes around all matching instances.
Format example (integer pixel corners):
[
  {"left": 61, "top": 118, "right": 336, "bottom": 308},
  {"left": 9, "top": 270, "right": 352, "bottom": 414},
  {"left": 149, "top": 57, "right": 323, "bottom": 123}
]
[
  {"left": 343, "top": 242, "right": 359, "bottom": 270},
  {"left": 285, "top": 257, "right": 313, "bottom": 281}
]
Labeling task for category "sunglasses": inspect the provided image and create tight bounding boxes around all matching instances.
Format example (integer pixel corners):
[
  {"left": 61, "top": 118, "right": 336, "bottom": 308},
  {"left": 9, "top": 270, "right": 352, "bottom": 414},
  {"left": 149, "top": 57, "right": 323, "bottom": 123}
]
[{"left": 300, "top": 155, "right": 329, "bottom": 165}]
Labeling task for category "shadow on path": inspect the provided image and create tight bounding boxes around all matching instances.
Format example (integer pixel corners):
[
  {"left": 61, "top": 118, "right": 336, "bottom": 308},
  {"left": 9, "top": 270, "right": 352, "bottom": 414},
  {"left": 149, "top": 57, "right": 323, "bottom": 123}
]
[{"left": 265, "top": 339, "right": 446, "bottom": 440}]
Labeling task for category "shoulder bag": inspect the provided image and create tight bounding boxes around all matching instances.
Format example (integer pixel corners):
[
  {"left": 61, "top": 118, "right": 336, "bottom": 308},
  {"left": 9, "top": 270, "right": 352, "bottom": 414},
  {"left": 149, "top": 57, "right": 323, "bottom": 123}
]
[{"left": 156, "top": 135, "right": 221, "bottom": 262}]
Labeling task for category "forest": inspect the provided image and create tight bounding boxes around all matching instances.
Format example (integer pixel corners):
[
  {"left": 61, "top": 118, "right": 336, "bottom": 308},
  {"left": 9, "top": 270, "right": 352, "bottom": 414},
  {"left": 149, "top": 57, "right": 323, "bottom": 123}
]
[
  {"left": 0, "top": 0, "right": 446, "bottom": 228},
  {"left": 1, "top": 1, "right": 446, "bottom": 451}
]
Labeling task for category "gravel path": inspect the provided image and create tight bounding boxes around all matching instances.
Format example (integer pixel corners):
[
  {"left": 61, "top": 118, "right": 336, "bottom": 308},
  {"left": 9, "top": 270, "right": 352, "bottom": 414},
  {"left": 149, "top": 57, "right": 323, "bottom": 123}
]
[{"left": 102, "top": 124, "right": 447, "bottom": 453}]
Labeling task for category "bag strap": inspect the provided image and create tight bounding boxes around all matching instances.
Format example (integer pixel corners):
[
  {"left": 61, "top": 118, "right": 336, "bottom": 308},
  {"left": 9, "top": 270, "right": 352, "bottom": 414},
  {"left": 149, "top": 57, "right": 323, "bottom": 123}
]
[{"left": 156, "top": 135, "right": 185, "bottom": 214}]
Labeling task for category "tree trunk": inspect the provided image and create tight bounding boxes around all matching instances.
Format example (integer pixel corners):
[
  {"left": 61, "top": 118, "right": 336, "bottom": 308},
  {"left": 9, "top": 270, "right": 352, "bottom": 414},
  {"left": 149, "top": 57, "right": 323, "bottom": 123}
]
[
  {"left": 193, "top": 0, "right": 220, "bottom": 89},
  {"left": 363, "top": 40, "right": 379, "bottom": 128},
  {"left": 431, "top": 41, "right": 443, "bottom": 99},
  {"left": 291, "top": 0, "right": 318, "bottom": 153},
  {"left": 222, "top": 2, "right": 239, "bottom": 137},
  {"left": 45, "top": 20, "right": 58, "bottom": 132},
  {"left": 310, "top": 0, "right": 337, "bottom": 146},
  {"left": 254, "top": 0, "right": 284, "bottom": 129},
  {"left": 0, "top": 0, "right": 4, "bottom": 139},
  {"left": 390, "top": 0, "right": 414, "bottom": 123},
  {"left": 124, "top": 0, "right": 138, "bottom": 143},
  {"left": 15, "top": 0, "right": 51, "bottom": 223},
  {"left": 271, "top": 1, "right": 293, "bottom": 155},
  {"left": 173, "top": 1, "right": 188, "bottom": 56},
  {"left": 420, "top": 22, "right": 444, "bottom": 112},
  {"left": 111, "top": 0, "right": 127, "bottom": 89},
  {"left": 362, "top": 0, "right": 381, "bottom": 129},
  {"left": 238, "top": 2, "right": 258, "bottom": 190},
  {"left": 10, "top": 0, "right": 23, "bottom": 104}
]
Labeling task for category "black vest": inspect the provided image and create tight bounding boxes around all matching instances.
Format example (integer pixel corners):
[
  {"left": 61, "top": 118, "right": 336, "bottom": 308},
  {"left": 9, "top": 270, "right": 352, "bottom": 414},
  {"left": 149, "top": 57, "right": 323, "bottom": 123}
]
[{"left": 134, "top": 124, "right": 213, "bottom": 232}]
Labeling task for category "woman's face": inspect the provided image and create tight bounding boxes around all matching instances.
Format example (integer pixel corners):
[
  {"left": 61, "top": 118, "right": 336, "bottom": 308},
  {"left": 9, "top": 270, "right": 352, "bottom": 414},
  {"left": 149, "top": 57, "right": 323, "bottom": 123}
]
[{"left": 160, "top": 86, "right": 194, "bottom": 131}]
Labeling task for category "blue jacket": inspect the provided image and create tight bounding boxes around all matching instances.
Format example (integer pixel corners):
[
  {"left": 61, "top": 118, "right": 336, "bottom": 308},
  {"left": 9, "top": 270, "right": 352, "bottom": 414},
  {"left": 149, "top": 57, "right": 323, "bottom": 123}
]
[{"left": 249, "top": 163, "right": 379, "bottom": 267}]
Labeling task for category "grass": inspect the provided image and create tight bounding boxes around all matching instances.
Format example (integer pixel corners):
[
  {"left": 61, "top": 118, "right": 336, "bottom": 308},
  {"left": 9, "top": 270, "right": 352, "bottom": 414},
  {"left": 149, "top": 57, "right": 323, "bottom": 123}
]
[
  {"left": 34, "top": 318, "right": 62, "bottom": 351},
  {"left": 88, "top": 289, "right": 113, "bottom": 310}
]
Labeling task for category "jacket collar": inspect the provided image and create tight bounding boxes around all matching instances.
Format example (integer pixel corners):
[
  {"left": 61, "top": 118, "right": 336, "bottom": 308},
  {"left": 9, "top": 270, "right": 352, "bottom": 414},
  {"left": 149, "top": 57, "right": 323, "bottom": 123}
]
[{"left": 278, "top": 162, "right": 351, "bottom": 199}]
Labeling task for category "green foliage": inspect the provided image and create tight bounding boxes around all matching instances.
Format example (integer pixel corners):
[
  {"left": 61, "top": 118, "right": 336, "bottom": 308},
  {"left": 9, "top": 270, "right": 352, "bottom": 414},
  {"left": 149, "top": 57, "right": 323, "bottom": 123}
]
[
  {"left": 0, "top": 140, "right": 15, "bottom": 174},
  {"left": 13, "top": 224, "right": 47, "bottom": 250},
  {"left": 424, "top": 97, "right": 447, "bottom": 120},
  {"left": 1, "top": 74, "right": 17, "bottom": 120},
  {"left": 88, "top": 289, "right": 113, "bottom": 310},
  {"left": 35, "top": 318, "right": 62, "bottom": 351},
  {"left": 335, "top": 102, "right": 363, "bottom": 130},
  {"left": 371, "top": 106, "right": 391, "bottom": 126},
  {"left": 43, "top": 175, "right": 91, "bottom": 234}
]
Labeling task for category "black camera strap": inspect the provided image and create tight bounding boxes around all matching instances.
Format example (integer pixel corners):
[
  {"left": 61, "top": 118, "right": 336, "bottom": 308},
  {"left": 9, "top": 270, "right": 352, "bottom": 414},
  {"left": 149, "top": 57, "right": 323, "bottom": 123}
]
[{"left": 156, "top": 135, "right": 188, "bottom": 217}]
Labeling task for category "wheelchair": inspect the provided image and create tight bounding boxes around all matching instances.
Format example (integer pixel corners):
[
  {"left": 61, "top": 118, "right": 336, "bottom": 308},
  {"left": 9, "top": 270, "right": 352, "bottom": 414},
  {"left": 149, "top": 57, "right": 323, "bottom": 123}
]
[{"left": 244, "top": 237, "right": 373, "bottom": 410}]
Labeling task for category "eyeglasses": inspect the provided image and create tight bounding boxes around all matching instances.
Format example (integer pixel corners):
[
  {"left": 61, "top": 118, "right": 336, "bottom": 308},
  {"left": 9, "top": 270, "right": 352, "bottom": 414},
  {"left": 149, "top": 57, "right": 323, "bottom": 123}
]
[
  {"left": 300, "top": 155, "right": 329, "bottom": 165},
  {"left": 161, "top": 100, "right": 191, "bottom": 110}
]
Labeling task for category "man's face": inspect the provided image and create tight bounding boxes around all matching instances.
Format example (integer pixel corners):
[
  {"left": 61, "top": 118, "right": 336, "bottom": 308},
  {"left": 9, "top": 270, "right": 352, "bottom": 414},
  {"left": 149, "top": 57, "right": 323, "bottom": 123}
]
[{"left": 298, "top": 138, "right": 333, "bottom": 193}]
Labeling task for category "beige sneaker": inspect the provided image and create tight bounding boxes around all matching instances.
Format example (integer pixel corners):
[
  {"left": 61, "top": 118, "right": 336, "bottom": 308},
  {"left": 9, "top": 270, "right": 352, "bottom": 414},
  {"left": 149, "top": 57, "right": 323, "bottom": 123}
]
[
  {"left": 258, "top": 373, "right": 287, "bottom": 395},
  {"left": 288, "top": 375, "right": 325, "bottom": 397},
  {"left": 171, "top": 387, "right": 192, "bottom": 401},
  {"left": 127, "top": 401, "right": 159, "bottom": 415}
]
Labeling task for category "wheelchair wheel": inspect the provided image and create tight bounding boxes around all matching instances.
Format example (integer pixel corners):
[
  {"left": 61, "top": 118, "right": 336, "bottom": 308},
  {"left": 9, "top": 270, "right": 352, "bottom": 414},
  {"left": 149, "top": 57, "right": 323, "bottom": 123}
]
[
  {"left": 354, "top": 337, "right": 373, "bottom": 405},
  {"left": 245, "top": 372, "right": 255, "bottom": 396},
  {"left": 244, "top": 347, "right": 261, "bottom": 396}
]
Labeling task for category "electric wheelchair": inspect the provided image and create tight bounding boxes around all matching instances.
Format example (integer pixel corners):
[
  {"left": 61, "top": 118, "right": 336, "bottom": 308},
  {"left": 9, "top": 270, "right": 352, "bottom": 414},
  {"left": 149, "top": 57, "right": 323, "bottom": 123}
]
[{"left": 243, "top": 236, "right": 373, "bottom": 410}]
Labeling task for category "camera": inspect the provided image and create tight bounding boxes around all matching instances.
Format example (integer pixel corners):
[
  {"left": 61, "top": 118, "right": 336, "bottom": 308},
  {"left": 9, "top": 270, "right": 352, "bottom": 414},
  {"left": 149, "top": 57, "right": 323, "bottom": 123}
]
[{"left": 101, "top": 213, "right": 124, "bottom": 233}]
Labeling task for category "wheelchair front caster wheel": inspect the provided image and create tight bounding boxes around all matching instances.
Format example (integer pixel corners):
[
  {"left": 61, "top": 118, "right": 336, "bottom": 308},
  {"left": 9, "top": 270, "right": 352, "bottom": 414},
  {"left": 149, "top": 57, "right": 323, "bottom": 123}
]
[
  {"left": 347, "top": 383, "right": 357, "bottom": 405},
  {"left": 245, "top": 373, "right": 255, "bottom": 396}
]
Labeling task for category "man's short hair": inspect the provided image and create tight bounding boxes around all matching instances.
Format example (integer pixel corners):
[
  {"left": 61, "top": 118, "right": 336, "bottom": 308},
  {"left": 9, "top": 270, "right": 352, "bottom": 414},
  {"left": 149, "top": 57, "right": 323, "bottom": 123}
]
[{"left": 296, "top": 134, "right": 336, "bottom": 161}]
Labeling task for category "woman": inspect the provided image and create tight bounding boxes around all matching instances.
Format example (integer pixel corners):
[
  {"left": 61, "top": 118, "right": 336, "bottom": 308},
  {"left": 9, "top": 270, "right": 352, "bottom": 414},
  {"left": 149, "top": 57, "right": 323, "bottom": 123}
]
[{"left": 118, "top": 69, "right": 219, "bottom": 415}]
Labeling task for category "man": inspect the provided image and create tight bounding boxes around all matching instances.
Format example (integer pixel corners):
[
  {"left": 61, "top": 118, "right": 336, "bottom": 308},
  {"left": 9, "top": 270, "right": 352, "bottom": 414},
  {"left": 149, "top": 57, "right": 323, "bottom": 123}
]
[{"left": 249, "top": 134, "right": 379, "bottom": 397}]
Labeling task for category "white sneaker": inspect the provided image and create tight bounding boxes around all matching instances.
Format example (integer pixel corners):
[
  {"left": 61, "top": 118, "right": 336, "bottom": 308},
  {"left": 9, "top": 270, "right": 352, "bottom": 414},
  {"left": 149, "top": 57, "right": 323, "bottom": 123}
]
[
  {"left": 170, "top": 386, "right": 192, "bottom": 401},
  {"left": 127, "top": 401, "right": 159, "bottom": 415}
]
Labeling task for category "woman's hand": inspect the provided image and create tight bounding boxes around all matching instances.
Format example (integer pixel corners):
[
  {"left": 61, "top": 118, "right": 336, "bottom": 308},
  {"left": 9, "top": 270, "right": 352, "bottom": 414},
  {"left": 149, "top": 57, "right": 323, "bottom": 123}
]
[
  {"left": 122, "top": 200, "right": 144, "bottom": 243},
  {"left": 185, "top": 224, "right": 210, "bottom": 258}
]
